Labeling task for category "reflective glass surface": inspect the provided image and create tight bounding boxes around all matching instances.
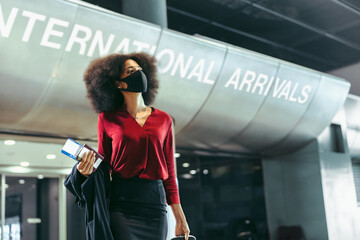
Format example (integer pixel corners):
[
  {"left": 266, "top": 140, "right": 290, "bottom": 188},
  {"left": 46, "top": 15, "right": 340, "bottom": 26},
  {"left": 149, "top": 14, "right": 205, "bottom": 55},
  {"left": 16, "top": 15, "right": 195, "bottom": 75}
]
[
  {"left": 177, "top": 154, "right": 267, "bottom": 240},
  {"left": 1, "top": 176, "right": 59, "bottom": 240}
]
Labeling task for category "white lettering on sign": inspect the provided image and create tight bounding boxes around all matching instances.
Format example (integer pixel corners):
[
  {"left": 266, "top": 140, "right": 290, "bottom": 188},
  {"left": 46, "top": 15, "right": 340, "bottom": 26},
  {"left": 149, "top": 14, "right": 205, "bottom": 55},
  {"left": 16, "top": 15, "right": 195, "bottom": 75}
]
[
  {"left": 0, "top": 5, "right": 18, "bottom": 38},
  {"left": 252, "top": 73, "right": 268, "bottom": 94},
  {"left": 264, "top": 77, "right": 275, "bottom": 95},
  {"left": 65, "top": 24, "right": 92, "bottom": 55},
  {"left": 224, "top": 68, "right": 312, "bottom": 104},
  {"left": 161, "top": 52, "right": 215, "bottom": 85},
  {"left": 133, "top": 40, "right": 150, "bottom": 52},
  {"left": 272, "top": 78, "right": 287, "bottom": 97},
  {"left": 114, "top": 37, "right": 130, "bottom": 53},
  {"left": 157, "top": 48, "right": 175, "bottom": 73},
  {"left": 149, "top": 45, "right": 157, "bottom": 55},
  {"left": 225, "top": 68, "right": 241, "bottom": 89},
  {"left": 298, "top": 85, "right": 311, "bottom": 104},
  {"left": 41, "top": 17, "right": 69, "bottom": 49},
  {"left": 0, "top": 3, "right": 314, "bottom": 104},
  {"left": 239, "top": 70, "right": 256, "bottom": 92},
  {"left": 87, "top": 31, "right": 115, "bottom": 57},
  {"left": 187, "top": 59, "right": 206, "bottom": 82},
  {"left": 22, "top": 11, "right": 46, "bottom": 42},
  {"left": 171, "top": 53, "right": 193, "bottom": 78},
  {"left": 203, "top": 61, "right": 215, "bottom": 85}
]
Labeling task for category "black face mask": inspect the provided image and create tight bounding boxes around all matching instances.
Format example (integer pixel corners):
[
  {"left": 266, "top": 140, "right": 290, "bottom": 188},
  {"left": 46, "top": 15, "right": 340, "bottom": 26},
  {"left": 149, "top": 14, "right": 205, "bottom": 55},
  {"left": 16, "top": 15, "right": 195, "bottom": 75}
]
[{"left": 119, "top": 70, "right": 148, "bottom": 92}]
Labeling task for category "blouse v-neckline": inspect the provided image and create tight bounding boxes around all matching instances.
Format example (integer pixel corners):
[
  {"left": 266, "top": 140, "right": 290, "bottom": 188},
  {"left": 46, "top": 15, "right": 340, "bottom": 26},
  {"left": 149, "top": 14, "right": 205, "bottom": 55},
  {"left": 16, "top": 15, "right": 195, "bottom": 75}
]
[{"left": 123, "top": 106, "right": 154, "bottom": 129}]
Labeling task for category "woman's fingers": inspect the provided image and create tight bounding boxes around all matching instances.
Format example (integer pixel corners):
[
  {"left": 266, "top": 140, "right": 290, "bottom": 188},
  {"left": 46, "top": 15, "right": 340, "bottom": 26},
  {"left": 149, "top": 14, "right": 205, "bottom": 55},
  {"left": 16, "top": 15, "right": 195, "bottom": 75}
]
[
  {"left": 77, "top": 151, "right": 87, "bottom": 169},
  {"left": 77, "top": 151, "right": 95, "bottom": 177},
  {"left": 183, "top": 229, "right": 190, "bottom": 240},
  {"left": 86, "top": 152, "right": 96, "bottom": 173},
  {"left": 84, "top": 151, "right": 95, "bottom": 174},
  {"left": 175, "top": 222, "right": 190, "bottom": 240}
]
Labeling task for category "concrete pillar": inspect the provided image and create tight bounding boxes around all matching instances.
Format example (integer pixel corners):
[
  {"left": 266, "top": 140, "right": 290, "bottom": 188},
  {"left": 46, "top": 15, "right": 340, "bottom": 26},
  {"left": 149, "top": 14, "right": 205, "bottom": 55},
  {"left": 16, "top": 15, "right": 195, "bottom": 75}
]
[
  {"left": 262, "top": 112, "right": 360, "bottom": 239},
  {"left": 263, "top": 140, "right": 328, "bottom": 240}
]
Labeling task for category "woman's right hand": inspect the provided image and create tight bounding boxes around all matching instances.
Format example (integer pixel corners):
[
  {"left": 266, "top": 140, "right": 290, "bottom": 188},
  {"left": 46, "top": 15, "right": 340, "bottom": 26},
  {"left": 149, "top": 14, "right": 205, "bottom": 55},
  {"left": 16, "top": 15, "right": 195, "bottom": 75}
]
[{"left": 77, "top": 151, "right": 96, "bottom": 177}]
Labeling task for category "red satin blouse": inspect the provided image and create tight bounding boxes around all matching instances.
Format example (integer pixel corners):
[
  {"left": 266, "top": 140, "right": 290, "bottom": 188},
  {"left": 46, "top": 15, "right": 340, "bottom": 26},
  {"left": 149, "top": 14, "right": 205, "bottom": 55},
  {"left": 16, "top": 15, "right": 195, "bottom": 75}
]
[{"left": 97, "top": 105, "right": 180, "bottom": 205}]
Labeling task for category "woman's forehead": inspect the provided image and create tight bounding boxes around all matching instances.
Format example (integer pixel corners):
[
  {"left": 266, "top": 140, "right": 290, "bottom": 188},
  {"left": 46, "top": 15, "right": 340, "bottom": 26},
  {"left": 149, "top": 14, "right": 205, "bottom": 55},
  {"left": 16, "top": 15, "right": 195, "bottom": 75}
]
[{"left": 124, "top": 59, "right": 139, "bottom": 68}]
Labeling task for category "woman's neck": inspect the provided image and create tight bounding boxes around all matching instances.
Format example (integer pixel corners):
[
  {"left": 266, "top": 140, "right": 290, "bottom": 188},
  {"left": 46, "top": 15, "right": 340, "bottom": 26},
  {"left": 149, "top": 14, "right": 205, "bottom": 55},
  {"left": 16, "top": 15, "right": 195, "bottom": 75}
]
[{"left": 122, "top": 92, "right": 147, "bottom": 115}]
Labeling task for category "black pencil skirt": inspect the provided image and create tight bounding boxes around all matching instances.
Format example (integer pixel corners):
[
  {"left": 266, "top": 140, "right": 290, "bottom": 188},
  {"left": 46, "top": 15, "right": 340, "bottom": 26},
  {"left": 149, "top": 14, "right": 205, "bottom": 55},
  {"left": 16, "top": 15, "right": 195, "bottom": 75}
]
[{"left": 109, "top": 176, "right": 168, "bottom": 240}]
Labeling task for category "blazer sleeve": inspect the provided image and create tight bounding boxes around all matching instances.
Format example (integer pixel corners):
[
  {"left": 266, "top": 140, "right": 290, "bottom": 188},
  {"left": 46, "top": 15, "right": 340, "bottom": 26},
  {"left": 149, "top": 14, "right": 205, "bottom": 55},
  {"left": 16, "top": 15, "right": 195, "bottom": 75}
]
[
  {"left": 64, "top": 163, "right": 98, "bottom": 220},
  {"left": 64, "top": 163, "right": 88, "bottom": 209},
  {"left": 162, "top": 120, "right": 181, "bottom": 205}
]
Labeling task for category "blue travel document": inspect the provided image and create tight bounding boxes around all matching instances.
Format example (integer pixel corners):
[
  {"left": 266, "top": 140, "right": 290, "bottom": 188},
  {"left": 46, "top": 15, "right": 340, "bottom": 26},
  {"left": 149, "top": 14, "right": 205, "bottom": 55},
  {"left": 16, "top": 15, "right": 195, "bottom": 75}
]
[{"left": 61, "top": 138, "right": 103, "bottom": 170}]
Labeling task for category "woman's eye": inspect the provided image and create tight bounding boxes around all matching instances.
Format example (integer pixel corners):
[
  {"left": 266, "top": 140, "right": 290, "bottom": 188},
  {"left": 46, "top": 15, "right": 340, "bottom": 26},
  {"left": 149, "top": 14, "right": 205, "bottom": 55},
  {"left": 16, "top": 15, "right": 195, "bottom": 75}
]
[{"left": 127, "top": 69, "right": 134, "bottom": 74}]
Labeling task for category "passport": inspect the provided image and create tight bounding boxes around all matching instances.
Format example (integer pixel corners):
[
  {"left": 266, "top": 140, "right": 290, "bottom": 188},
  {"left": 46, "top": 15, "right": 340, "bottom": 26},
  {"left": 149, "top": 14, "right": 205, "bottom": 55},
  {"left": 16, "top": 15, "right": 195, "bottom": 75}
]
[{"left": 61, "top": 138, "right": 103, "bottom": 170}]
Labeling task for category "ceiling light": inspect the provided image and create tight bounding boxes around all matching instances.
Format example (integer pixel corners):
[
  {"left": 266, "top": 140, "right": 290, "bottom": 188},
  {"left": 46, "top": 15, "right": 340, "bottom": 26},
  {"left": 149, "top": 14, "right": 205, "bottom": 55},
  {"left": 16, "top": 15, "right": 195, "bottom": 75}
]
[
  {"left": 19, "top": 179, "right": 25, "bottom": 184},
  {"left": 174, "top": 153, "right": 181, "bottom": 158},
  {"left": 189, "top": 170, "right": 197, "bottom": 175},
  {"left": 20, "top": 162, "right": 30, "bottom": 167},
  {"left": 4, "top": 140, "right": 15, "bottom": 145},
  {"left": 182, "top": 163, "right": 190, "bottom": 168},
  {"left": 46, "top": 154, "right": 56, "bottom": 160},
  {"left": 9, "top": 166, "right": 30, "bottom": 173},
  {"left": 203, "top": 169, "right": 209, "bottom": 174},
  {"left": 27, "top": 218, "right": 41, "bottom": 224},
  {"left": 37, "top": 175, "right": 44, "bottom": 179},
  {"left": 181, "top": 173, "right": 193, "bottom": 179}
]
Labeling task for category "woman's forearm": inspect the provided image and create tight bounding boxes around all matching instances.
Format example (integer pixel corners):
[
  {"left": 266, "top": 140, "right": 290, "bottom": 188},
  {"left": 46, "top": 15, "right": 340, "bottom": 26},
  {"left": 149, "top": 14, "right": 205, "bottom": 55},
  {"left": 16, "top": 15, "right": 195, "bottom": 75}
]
[{"left": 170, "top": 204, "right": 187, "bottom": 222}]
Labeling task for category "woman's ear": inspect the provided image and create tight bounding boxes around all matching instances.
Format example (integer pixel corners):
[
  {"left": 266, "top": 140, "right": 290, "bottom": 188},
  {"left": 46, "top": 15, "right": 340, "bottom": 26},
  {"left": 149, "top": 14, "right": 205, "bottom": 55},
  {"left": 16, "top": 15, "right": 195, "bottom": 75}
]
[
  {"left": 115, "top": 80, "right": 121, "bottom": 89},
  {"left": 115, "top": 80, "right": 128, "bottom": 89}
]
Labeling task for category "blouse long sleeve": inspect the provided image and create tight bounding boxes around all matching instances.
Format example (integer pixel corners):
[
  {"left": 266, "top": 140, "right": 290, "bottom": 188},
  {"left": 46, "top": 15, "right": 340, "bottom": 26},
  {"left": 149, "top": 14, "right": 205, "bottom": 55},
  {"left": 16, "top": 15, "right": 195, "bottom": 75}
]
[
  {"left": 97, "top": 114, "right": 112, "bottom": 164},
  {"left": 162, "top": 121, "right": 181, "bottom": 205}
]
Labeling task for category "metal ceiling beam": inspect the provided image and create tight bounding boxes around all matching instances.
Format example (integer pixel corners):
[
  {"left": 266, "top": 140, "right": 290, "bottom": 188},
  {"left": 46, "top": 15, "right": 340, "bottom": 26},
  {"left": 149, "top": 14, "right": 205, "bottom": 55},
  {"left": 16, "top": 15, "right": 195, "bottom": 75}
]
[
  {"left": 240, "top": 0, "right": 360, "bottom": 52},
  {"left": 167, "top": 6, "right": 338, "bottom": 68},
  {"left": 332, "top": 0, "right": 360, "bottom": 15}
]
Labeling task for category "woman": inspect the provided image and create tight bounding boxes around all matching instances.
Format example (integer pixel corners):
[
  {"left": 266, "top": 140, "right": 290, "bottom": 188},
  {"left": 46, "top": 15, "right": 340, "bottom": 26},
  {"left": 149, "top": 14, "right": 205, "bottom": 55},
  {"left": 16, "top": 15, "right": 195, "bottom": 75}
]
[{"left": 77, "top": 52, "right": 190, "bottom": 240}]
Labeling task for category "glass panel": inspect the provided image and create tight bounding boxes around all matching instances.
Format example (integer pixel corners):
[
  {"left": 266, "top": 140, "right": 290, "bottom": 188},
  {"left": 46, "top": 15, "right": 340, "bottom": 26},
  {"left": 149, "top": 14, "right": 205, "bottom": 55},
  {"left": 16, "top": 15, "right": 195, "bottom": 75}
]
[
  {"left": 1, "top": 176, "right": 59, "bottom": 240},
  {"left": 177, "top": 154, "right": 268, "bottom": 240}
]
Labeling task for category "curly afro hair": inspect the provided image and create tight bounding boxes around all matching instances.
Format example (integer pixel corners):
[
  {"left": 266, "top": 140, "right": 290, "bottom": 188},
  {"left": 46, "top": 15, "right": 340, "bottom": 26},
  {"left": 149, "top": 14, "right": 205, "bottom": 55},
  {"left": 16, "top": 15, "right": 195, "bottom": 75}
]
[{"left": 83, "top": 52, "right": 159, "bottom": 113}]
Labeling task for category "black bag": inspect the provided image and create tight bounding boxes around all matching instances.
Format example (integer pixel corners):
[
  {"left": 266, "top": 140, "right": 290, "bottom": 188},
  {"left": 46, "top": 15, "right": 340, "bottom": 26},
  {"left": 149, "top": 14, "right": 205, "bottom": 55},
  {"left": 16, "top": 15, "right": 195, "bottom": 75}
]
[{"left": 171, "top": 235, "right": 196, "bottom": 240}]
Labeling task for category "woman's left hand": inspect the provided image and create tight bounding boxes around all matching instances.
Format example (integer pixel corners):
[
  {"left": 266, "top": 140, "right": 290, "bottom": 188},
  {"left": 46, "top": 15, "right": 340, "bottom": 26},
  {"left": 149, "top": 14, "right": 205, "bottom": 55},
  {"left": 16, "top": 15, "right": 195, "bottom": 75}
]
[
  {"left": 170, "top": 203, "right": 190, "bottom": 239},
  {"left": 175, "top": 219, "right": 190, "bottom": 240}
]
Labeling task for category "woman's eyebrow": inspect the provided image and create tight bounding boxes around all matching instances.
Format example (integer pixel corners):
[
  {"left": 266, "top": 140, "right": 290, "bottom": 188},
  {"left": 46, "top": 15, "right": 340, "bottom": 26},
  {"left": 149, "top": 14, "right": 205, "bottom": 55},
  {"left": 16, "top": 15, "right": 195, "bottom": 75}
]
[{"left": 125, "top": 66, "right": 139, "bottom": 69}]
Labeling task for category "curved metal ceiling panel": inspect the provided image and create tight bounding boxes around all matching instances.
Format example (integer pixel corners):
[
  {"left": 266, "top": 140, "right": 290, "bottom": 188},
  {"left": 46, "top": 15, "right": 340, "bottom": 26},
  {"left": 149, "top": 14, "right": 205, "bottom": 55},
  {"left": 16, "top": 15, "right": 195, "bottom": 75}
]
[
  {"left": 233, "top": 62, "right": 322, "bottom": 152},
  {"left": 0, "top": 0, "right": 351, "bottom": 155},
  {"left": 12, "top": 4, "right": 162, "bottom": 138},
  {"left": 267, "top": 75, "right": 350, "bottom": 154},
  {"left": 153, "top": 29, "right": 226, "bottom": 138},
  {"left": 0, "top": 0, "right": 78, "bottom": 127},
  {"left": 175, "top": 47, "right": 279, "bottom": 150}
]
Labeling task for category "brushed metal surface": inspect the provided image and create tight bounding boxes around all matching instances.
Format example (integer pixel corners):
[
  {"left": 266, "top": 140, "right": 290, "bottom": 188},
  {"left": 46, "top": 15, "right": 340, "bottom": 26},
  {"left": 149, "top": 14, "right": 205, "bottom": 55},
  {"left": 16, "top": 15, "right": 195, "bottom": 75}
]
[
  {"left": 175, "top": 46, "right": 279, "bottom": 150},
  {"left": 265, "top": 75, "right": 350, "bottom": 154},
  {"left": 344, "top": 95, "right": 360, "bottom": 158},
  {"left": 153, "top": 29, "right": 226, "bottom": 139},
  {"left": 0, "top": 0, "right": 351, "bottom": 155},
  {"left": 232, "top": 62, "right": 321, "bottom": 152}
]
